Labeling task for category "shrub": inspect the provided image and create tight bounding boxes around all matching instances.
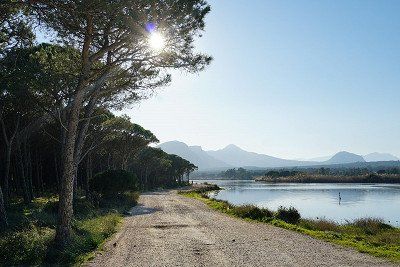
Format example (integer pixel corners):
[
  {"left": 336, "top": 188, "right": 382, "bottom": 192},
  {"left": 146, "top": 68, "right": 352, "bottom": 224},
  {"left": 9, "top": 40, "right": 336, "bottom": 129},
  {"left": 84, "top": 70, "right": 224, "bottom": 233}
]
[
  {"left": 99, "top": 191, "right": 139, "bottom": 213},
  {"left": 74, "top": 199, "right": 97, "bottom": 219},
  {"left": 90, "top": 170, "right": 138, "bottom": 195},
  {"left": 275, "top": 206, "right": 301, "bottom": 224},
  {"left": 351, "top": 218, "right": 392, "bottom": 235},
  {"left": 232, "top": 205, "right": 273, "bottom": 220},
  {"left": 300, "top": 219, "right": 339, "bottom": 232}
]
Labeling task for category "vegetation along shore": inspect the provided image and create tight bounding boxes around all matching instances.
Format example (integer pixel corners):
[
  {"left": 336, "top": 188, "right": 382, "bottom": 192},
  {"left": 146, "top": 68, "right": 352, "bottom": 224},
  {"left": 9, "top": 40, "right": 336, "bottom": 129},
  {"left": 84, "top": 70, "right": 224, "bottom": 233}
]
[
  {"left": 193, "top": 165, "right": 400, "bottom": 182},
  {"left": 255, "top": 172, "right": 400, "bottom": 183}
]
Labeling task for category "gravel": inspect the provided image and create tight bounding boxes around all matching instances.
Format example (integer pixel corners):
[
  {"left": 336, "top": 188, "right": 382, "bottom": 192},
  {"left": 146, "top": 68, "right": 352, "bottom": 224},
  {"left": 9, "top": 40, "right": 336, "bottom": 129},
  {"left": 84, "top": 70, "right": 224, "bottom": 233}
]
[{"left": 88, "top": 190, "right": 396, "bottom": 267}]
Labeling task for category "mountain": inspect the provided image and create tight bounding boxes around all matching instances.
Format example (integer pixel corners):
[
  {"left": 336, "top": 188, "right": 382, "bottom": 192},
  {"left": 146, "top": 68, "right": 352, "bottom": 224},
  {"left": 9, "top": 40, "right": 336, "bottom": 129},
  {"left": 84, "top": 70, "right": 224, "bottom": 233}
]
[
  {"left": 323, "top": 151, "right": 365, "bottom": 165},
  {"left": 363, "top": 152, "right": 399, "bottom": 162},
  {"left": 157, "top": 141, "right": 230, "bottom": 170},
  {"left": 306, "top": 155, "right": 332, "bottom": 162},
  {"left": 206, "top": 144, "right": 313, "bottom": 168},
  {"left": 158, "top": 141, "right": 396, "bottom": 170}
]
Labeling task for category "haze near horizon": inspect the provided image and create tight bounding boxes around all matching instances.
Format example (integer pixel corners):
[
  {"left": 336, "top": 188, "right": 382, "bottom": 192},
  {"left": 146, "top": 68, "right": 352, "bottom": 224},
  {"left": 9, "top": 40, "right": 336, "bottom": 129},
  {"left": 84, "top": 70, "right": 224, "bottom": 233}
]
[{"left": 122, "top": 1, "right": 400, "bottom": 159}]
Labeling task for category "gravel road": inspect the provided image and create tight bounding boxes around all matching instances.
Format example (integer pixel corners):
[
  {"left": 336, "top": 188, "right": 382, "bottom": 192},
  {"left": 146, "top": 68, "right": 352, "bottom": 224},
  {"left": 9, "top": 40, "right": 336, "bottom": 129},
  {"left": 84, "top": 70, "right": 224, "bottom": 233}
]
[{"left": 88, "top": 190, "right": 396, "bottom": 267}]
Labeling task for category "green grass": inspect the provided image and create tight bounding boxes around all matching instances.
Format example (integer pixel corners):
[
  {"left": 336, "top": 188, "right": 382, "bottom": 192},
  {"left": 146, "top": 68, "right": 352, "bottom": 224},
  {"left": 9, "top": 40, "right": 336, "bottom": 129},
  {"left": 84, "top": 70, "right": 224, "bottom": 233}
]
[
  {"left": 0, "top": 191, "right": 139, "bottom": 266},
  {"left": 180, "top": 189, "right": 400, "bottom": 262}
]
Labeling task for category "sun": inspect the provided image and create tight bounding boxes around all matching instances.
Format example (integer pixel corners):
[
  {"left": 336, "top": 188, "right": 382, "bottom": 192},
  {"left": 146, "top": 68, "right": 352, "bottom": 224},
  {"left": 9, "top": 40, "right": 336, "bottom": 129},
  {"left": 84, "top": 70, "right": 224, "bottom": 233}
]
[{"left": 149, "top": 32, "right": 165, "bottom": 51}]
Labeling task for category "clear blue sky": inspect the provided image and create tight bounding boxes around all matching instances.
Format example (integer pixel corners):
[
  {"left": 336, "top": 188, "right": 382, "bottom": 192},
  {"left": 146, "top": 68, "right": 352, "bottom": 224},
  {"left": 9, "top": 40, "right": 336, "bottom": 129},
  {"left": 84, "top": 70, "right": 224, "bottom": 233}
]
[{"left": 123, "top": 0, "right": 400, "bottom": 159}]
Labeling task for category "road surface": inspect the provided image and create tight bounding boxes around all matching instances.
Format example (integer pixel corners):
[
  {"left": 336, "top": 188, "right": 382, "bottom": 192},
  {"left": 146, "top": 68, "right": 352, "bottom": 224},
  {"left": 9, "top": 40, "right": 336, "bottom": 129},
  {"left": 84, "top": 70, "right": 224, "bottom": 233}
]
[{"left": 88, "top": 190, "right": 395, "bottom": 267}]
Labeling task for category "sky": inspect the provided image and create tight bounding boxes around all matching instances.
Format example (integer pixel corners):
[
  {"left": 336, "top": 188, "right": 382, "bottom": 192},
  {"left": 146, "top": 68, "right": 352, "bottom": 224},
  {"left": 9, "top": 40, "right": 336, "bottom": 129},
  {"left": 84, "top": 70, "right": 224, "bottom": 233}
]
[{"left": 121, "top": 0, "right": 400, "bottom": 159}]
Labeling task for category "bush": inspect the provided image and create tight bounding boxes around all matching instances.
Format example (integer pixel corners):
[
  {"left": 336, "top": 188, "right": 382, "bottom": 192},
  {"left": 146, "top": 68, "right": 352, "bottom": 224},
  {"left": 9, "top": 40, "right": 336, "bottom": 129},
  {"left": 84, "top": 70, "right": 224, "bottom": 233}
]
[
  {"left": 74, "top": 199, "right": 97, "bottom": 219},
  {"left": 351, "top": 218, "right": 392, "bottom": 235},
  {"left": 233, "top": 205, "right": 273, "bottom": 220},
  {"left": 275, "top": 206, "right": 301, "bottom": 224},
  {"left": 300, "top": 219, "right": 339, "bottom": 232},
  {"left": 90, "top": 170, "right": 138, "bottom": 195},
  {"left": 99, "top": 191, "right": 139, "bottom": 212}
]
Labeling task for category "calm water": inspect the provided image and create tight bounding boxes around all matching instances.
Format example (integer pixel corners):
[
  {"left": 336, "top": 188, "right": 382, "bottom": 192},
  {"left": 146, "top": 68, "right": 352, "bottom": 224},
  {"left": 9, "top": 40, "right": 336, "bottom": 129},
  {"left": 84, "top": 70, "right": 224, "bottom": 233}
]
[{"left": 194, "top": 180, "right": 400, "bottom": 226}]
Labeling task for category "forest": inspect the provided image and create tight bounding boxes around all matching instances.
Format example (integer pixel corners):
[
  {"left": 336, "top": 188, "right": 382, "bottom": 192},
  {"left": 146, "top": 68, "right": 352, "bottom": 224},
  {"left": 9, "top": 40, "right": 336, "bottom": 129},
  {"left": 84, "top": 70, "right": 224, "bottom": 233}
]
[{"left": 0, "top": 0, "right": 211, "bottom": 263}]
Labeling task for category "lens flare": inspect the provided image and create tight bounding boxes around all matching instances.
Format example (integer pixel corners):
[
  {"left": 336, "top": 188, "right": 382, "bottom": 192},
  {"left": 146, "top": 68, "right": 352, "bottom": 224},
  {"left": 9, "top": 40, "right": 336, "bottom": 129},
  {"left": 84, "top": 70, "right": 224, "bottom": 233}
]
[{"left": 145, "top": 22, "right": 156, "bottom": 33}]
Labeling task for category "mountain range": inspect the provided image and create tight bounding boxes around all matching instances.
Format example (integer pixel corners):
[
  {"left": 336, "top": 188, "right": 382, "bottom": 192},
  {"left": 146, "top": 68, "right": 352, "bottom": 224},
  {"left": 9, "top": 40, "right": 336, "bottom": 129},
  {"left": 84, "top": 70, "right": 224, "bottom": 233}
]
[{"left": 157, "top": 141, "right": 399, "bottom": 170}]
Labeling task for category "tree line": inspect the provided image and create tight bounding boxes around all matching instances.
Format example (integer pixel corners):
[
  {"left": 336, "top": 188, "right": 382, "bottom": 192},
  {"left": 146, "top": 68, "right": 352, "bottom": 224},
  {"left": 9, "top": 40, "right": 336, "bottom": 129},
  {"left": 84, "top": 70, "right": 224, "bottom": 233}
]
[
  {"left": 193, "top": 165, "right": 400, "bottom": 181},
  {"left": 0, "top": 0, "right": 211, "bottom": 247}
]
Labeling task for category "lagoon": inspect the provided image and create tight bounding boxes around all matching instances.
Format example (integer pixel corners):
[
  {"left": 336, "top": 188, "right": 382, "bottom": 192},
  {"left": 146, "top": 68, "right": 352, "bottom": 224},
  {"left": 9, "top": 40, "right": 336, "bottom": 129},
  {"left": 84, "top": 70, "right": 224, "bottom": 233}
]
[{"left": 194, "top": 180, "right": 400, "bottom": 226}]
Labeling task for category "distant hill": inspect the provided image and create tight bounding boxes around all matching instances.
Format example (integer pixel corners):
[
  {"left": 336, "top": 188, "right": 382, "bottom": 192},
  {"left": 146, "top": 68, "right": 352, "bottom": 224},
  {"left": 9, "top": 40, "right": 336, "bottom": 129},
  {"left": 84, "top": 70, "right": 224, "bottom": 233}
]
[
  {"left": 207, "top": 144, "right": 313, "bottom": 168},
  {"left": 157, "top": 141, "right": 230, "bottom": 170},
  {"left": 363, "top": 152, "right": 399, "bottom": 162},
  {"left": 307, "top": 155, "right": 332, "bottom": 162},
  {"left": 323, "top": 151, "right": 365, "bottom": 165},
  {"left": 158, "top": 141, "right": 398, "bottom": 171}
]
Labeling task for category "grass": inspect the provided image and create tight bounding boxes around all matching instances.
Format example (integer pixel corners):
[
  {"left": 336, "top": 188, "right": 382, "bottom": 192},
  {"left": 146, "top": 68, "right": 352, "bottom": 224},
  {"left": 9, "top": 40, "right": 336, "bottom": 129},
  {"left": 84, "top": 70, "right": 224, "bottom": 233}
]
[
  {"left": 0, "top": 191, "right": 139, "bottom": 266},
  {"left": 180, "top": 187, "right": 400, "bottom": 262}
]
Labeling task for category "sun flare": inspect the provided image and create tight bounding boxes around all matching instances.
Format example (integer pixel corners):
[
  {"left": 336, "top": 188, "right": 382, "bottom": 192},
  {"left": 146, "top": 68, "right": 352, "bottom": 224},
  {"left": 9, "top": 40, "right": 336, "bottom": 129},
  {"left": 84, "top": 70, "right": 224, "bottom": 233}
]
[{"left": 149, "top": 32, "right": 165, "bottom": 51}]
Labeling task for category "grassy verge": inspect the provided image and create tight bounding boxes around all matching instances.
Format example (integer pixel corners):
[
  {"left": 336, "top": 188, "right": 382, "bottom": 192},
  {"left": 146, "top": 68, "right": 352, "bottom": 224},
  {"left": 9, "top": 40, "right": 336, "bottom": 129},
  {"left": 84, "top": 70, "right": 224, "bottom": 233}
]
[
  {"left": 0, "top": 191, "right": 139, "bottom": 266},
  {"left": 180, "top": 187, "right": 400, "bottom": 262}
]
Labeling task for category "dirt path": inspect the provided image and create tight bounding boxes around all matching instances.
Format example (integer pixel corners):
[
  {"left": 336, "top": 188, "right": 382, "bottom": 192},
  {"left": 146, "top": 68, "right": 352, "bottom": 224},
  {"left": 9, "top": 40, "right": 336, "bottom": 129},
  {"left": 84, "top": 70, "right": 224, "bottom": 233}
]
[{"left": 88, "top": 190, "right": 396, "bottom": 267}]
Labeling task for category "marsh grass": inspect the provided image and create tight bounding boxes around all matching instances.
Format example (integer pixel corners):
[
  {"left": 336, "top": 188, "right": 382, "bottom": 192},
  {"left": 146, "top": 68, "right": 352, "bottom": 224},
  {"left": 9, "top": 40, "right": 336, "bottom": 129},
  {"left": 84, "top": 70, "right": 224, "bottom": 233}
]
[
  {"left": 180, "top": 188, "right": 400, "bottom": 262},
  {"left": 0, "top": 191, "right": 139, "bottom": 266},
  {"left": 256, "top": 173, "right": 400, "bottom": 183}
]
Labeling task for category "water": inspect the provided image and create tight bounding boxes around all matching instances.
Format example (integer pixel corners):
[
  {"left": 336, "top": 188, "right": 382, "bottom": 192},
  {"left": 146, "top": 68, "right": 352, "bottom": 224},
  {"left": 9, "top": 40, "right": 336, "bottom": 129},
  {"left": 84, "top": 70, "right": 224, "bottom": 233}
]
[{"left": 194, "top": 180, "right": 400, "bottom": 226}]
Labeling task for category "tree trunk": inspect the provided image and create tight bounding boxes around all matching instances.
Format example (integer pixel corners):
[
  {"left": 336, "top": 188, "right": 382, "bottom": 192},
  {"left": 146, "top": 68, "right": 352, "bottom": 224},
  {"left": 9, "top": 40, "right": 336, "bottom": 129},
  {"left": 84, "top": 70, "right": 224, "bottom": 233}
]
[
  {"left": 0, "top": 185, "right": 7, "bottom": 231},
  {"left": 24, "top": 139, "right": 34, "bottom": 200},
  {"left": 85, "top": 154, "right": 92, "bottom": 198},
  {"left": 16, "top": 140, "right": 31, "bottom": 204},
  {"left": 55, "top": 99, "right": 83, "bottom": 246},
  {"left": 0, "top": 114, "right": 19, "bottom": 205},
  {"left": 73, "top": 167, "right": 78, "bottom": 200},
  {"left": 54, "top": 151, "right": 60, "bottom": 191},
  {"left": 55, "top": 76, "right": 95, "bottom": 244},
  {"left": 55, "top": 13, "right": 95, "bottom": 246},
  {"left": 3, "top": 144, "right": 12, "bottom": 205},
  {"left": 36, "top": 154, "right": 44, "bottom": 194}
]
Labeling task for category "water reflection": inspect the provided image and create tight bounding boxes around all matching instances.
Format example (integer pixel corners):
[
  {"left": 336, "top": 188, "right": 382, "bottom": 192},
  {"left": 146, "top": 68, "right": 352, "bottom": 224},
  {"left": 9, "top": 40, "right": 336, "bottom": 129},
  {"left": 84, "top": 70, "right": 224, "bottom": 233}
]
[{"left": 195, "top": 180, "right": 400, "bottom": 226}]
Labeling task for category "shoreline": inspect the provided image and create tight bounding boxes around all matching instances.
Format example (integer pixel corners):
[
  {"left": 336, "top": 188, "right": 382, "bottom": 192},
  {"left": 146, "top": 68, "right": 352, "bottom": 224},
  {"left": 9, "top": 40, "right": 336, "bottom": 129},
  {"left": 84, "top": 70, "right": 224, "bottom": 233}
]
[
  {"left": 180, "top": 184, "right": 400, "bottom": 262},
  {"left": 254, "top": 173, "right": 400, "bottom": 183}
]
